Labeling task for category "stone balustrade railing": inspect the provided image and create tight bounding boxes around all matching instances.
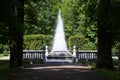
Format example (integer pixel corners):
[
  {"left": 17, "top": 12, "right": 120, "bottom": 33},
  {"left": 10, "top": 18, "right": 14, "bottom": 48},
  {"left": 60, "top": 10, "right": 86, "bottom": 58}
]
[
  {"left": 76, "top": 50, "right": 97, "bottom": 60},
  {"left": 22, "top": 50, "right": 98, "bottom": 60},
  {"left": 22, "top": 49, "right": 118, "bottom": 64},
  {"left": 23, "top": 50, "right": 45, "bottom": 60}
]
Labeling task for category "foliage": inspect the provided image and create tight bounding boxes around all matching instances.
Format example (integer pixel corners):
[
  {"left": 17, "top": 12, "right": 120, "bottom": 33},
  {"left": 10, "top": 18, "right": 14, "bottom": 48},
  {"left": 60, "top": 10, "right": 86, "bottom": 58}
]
[
  {"left": 61, "top": 0, "right": 97, "bottom": 45},
  {"left": 112, "top": 0, "right": 120, "bottom": 42},
  {"left": 0, "top": 0, "right": 120, "bottom": 68},
  {"left": 62, "top": 0, "right": 85, "bottom": 36},
  {"left": 23, "top": 34, "right": 52, "bottom": 50},
  {"left": 0, "top": 0, "right": 98, "bottom": 50},
  {"left": 69, "top": 35, "right": 96, "bottom": 50},
  {"left": 0, "top": 0, "right": 10, "bottom": 44},
  {"left": 0, "top": 54, "right": 4, "bottom": 58},
  {"left": 24, "top": 0, "right": 61, "bottom": 35},
  {"left": 0, "top": 34, "right": 53, "bottom": 54},
  {"left": 0, "top": 23, "right": 9, "bottom": 44},
  {"left": 0, "top": 44, "right": 9, "bottom": 54}
]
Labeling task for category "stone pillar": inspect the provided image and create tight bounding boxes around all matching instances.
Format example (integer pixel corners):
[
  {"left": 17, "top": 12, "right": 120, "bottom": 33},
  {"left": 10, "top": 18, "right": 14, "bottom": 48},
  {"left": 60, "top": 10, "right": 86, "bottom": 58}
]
[
  {"left": 45, "top": 45, "right": 49, "bottom": 57},
  {"left": 73, "top": 45, "right": 79, "bottom": 63},
  {"left": 73, "top": 45, "right": 76, "bottom": 57}
]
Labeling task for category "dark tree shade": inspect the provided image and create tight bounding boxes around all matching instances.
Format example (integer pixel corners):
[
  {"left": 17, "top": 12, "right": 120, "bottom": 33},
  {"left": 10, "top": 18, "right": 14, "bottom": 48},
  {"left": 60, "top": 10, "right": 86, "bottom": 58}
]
[
  {"left": 0, "top": 0, "right": 10, "bottom": 44},
  {"left": 96, "top": 0, "right": 114, "bottom": 69},
  {"left": 9, "top": 0, "right": 24, "bottom": 68}
]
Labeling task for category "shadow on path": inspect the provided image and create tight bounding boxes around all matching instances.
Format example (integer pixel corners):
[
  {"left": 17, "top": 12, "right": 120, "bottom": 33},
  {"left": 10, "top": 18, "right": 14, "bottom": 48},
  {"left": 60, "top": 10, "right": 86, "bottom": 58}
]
[{"left": 6, "top": 63, "right": 105, "bottom": 80}]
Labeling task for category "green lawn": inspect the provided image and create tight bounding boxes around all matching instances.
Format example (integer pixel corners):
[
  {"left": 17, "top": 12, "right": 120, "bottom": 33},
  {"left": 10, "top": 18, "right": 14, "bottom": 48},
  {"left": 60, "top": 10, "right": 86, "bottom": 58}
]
[
  {"left": 0, "top": 60, "right": 26, "bottom": 80},
  {"left": 97, "top": 69, "right": 120, "bottom": 80},
  {"left": 0, "top": 60, "right": 10, "bottom": 80},
  {"left": 83, "top": 60, "right": 120, "bottom": 80}
]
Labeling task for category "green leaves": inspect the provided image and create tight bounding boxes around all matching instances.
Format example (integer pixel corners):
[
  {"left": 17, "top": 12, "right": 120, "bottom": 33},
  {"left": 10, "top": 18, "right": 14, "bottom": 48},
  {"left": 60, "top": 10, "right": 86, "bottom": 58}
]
[
  {"left": 24, "top": 0, "right": 60, "bottom": 35},
  {"left": 23, "top": 34, "right": 52, "bottom": 50},
  {"left": 69, "top": 35, "right": 96, "bottom": 50},
  {"left": 111, "top": 1, "right": 120, "bottom": 42}
]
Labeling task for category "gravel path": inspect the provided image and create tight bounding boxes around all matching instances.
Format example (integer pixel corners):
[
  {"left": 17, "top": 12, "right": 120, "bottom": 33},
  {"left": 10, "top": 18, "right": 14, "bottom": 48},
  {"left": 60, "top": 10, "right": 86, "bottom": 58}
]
[{"left": 6, "top": 63, "right": 106, "bottom": 80}]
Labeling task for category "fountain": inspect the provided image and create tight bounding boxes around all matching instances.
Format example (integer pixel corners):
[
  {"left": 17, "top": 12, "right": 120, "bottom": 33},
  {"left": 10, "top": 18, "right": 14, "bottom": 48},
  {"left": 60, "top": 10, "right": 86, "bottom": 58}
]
[
  {"left": 46, "top": 10, "right": 73, "bottom": 63},
  {"left": 51, "top": 10, "right": 68, "bottom": 53}
]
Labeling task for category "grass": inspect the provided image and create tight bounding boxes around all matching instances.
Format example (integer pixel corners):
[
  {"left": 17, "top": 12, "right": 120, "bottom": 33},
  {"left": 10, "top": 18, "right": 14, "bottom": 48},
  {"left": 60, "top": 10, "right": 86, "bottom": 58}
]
[
  {"left": 80, "top": 60, "right": 120, "bottom": 80},
  {"left": 0, "top": 60, "right": 20, "bottom": 80},
  {"left": 97, "top": 69, "right": 120, "bottom": 80},
  {"left": 0, "top": 59, "right": 45, "bottom": 79},
  {"left": 80, "top": 60, "right": 96, "bottom": 68},
  {"left": 0, "top": 60, "right": 10, "bottom": 80}
]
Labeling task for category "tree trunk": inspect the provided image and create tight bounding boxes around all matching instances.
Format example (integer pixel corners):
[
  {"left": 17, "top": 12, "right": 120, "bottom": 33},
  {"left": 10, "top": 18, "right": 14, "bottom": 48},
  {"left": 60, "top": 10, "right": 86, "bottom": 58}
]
[
  {"left": 96, "top": 0, "right": 114, "bottom": 69},
  {"left": 16, "top": 0, "right": 24, "bottom": 67},
  {"left": 9, "top": 0, "right": 24, "bottom": 68},
  {"left": 9, "top": 0, "right": 18, "bottom": 68}
]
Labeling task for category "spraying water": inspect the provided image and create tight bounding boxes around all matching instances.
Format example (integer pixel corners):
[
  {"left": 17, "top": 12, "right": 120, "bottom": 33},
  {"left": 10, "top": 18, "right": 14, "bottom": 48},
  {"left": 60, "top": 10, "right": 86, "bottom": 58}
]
[{"left": 51, "top": 10, "right": 68, "bottom": 53}]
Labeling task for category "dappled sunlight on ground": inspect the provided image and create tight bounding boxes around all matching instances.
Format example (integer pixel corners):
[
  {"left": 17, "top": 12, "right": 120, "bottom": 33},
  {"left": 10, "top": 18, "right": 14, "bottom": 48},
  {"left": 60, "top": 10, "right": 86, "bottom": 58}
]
[
  {"left": 25, "top": 64, "right": 90, "bottom": 70},
  {"left": 5, "top": 64, "right": 106, "bottom": 80}
]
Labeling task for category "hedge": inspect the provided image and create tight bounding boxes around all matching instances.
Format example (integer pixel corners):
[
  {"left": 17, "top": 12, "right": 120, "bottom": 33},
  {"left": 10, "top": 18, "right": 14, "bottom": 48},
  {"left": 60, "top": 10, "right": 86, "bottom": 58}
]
[
  {"left": 69, "top": 35, "right": 96, "bottom": 50},
  {"left": 0, "top": 34, "right": 96, "bottom": 55},
  {"left": 0, "top": 34, "right": 53, "bottom": 55},
  {"left": 0, "top": 44, "right": 9, "bottom": 56},
  {"left": 23, "top": 34, "right": 52, "bottom": 50}
]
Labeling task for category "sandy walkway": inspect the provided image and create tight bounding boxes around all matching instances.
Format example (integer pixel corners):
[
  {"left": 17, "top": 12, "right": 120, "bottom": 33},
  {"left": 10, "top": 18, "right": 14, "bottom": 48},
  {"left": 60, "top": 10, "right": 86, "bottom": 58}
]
[{"left": 6, "top": 63, "right": 106, "bottom": 80}]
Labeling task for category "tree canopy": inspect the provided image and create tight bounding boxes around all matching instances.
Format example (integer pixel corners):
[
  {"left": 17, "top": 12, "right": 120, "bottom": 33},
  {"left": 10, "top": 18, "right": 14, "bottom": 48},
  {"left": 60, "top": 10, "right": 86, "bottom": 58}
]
[{"left": 0, "top": 0, "right": 120, "bottom": 69}]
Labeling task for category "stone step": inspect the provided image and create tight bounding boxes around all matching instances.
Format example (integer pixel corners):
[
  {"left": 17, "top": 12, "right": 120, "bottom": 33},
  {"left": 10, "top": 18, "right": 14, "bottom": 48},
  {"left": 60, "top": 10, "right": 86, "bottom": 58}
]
[{"left": 46, "top": 59, "right": 73, "bottom": 63}]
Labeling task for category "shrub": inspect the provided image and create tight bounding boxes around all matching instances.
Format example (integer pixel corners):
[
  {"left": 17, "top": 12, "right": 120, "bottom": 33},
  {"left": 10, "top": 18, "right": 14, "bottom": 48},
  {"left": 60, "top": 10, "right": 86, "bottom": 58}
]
[
  {"left": 0, "top": 34, "right": 53, "bottom": 54},
  {"left": 69, "top": 35, "right": 96, "bottom": 50},
  {"left": 3, "top": 50, "right": 8, "bottom": 56},
  {"left": 0, "top": 44, "right": 9, "bottom": 55},
  {"left": 0, "top": 44, "right": 3, "bottom": 54},
  {"left": 23, "top": 34, "right": 52, "bottom": 50}
]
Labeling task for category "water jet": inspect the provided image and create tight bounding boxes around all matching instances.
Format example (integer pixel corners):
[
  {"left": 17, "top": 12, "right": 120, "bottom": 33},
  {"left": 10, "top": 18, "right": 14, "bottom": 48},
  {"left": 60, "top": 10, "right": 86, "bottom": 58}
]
[{"left": 46, "top": 10, "right": 73, "bottom": 63}]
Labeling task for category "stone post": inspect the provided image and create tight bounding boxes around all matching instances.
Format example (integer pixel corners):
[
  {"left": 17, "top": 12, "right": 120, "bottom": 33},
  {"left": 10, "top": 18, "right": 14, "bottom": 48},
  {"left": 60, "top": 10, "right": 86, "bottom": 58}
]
[
  {"left": 45, "top": 45, "right": 48, "bottom": 57},
  {"left": 73, "top": 45, "right": 76, "bottom": 57}
]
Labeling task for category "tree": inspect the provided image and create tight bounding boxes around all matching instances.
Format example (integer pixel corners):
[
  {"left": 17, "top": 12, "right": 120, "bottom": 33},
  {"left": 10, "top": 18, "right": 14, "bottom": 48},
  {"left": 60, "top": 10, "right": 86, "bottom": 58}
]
[
  {"left": 0, "top": 0, "right": 9, "bottom": 44},
  {"left": 96, "top": 0, "right": 114, "bottom": 69},
  {"left": 24, "top": 0, "right": 60, "bottom": 35},
  {"left": 9, "top": 0, "right": 24, "bottom": 68},
  {"left": 61, "top": 0, "right": 97, "bottom": 49},
  {"left": 111, "top": 0, "right": 120, "bottom": 71}
]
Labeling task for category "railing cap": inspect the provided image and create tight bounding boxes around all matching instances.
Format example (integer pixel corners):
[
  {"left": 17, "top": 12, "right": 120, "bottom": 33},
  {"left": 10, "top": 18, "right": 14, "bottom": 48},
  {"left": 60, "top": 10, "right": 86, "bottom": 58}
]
[
  {"left": 23, "top": 50, "right": 43, "bottom": 52},
  {"left": 78, "top": 50, "right": 97, "bottom": 52}
]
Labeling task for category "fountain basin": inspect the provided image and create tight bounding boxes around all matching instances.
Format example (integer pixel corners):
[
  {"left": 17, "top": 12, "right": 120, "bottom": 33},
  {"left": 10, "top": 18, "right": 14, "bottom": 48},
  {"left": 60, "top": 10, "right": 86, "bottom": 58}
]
[
  {"left": 48, "top": 51, "right": 72, "bottom": 57},
  {"left": 47, "top": 51, "right": 73, "bottom": 62}
]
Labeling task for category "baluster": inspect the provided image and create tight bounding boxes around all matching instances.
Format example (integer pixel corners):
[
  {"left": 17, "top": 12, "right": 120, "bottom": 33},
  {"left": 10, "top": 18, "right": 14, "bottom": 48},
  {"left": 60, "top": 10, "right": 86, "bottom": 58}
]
[
  {"left": 26, "top": 52, "right": 30, "bottom": 58},
  {"left": 89, "top": 52, "right": 91, "bottom": 59},
  {"left": 79, "top": 52, "right": 80, "bottom": 59},
  {"left": 81, "top": 52, "right": 83, "bottom": 59},
  {"left": 29, "top": 52, "right": 31, "bottom": 59},
  {"left": 82, "top": 52, "right": 83, "bottom": 59},
  {"left": 23, "top": 52, "right": 24, "bottom": 59},
  {"left": 35, "top": 52, "right": 36, "bottom": 59},
  {"left": 35, "top": 52, "right": 37, "bottom": 59},
  {"left": 37, "top": 52, "right": 39, "bottom": 59},
  {"left": 40, "top": 52, "right": 42, "bottom": 59},
  {"left": 92, "top": 52, "right": 93, "bottom": 59},
  {"left": 39, "top": 52, "right": 41, "bottom": 59}
]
